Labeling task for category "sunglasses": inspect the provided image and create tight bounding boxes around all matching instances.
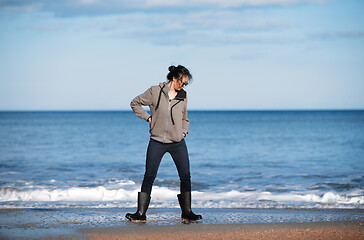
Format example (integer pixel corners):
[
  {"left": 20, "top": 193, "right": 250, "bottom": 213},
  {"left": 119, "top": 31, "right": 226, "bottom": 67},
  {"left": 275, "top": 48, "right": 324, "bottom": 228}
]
[{"left": 181, "top": 82, "right": 188, "bottom": 87}]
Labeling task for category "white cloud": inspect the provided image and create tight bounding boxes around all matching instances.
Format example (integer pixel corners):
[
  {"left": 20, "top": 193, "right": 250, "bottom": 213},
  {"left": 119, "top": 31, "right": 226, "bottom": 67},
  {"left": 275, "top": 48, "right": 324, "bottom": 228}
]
[
  {"left": 0, "top": 0, "right": 326, "bottom": 46},
  {"left": 110, "top": 10, "right": 287, "bottom": 32},
  {"left": 0, "top": 0, "right": 328, "bottom": 16},
  {"left": 0, "top": 2, "right": 43, "bottom": 13},
  {"left": 143, "top": 0, "right": 181, "bottom": 7},
  {"left": 81, "top": 10, "right": 292, "bottom": 45},
  {"left": 15, "top": 6, "right": 297, "bottom": 47},
  {"left": 194, "top": 0, "right": 305, "bottom": 7},
  {"left": 79, "top": 0, "right": 99, "bottom": 5},
  {"left": 138, "top": 0, "right": 328, "bottom": 8}
]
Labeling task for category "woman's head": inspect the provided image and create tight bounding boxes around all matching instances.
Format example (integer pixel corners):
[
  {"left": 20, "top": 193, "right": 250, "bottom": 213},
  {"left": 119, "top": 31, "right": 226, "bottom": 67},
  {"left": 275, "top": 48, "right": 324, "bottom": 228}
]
[{"left": 166, "top": 65, "right": 192, "bottom": 90}]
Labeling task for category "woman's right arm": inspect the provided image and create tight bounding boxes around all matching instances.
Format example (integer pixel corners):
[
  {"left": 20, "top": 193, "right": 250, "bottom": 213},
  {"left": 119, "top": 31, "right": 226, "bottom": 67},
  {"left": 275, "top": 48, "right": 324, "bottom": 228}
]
[{"left": 130, "top": 87, "right": 153, "bottom": 121}]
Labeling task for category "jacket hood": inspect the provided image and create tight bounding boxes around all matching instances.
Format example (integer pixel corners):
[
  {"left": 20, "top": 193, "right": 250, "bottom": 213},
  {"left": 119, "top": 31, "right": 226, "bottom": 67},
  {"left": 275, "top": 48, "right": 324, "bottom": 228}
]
[{"left": 159, "top": 82, "right": 186, "bottom": 100}]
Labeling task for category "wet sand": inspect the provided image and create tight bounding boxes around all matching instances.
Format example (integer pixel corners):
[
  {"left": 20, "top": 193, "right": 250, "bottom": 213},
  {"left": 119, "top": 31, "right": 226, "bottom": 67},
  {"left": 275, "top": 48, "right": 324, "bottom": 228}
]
[
  {"left": 83, "top": 221, "right": 364, "bottom": 240},
  {"left": 0, "top": 208, "right": 363, "bottom": 239}
]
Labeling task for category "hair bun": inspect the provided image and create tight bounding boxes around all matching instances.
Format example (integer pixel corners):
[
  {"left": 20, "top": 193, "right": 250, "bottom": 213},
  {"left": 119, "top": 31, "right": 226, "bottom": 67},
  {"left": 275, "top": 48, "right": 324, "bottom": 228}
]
[{"left": 168, "top": 65, "right": 176, "bottom": 72}]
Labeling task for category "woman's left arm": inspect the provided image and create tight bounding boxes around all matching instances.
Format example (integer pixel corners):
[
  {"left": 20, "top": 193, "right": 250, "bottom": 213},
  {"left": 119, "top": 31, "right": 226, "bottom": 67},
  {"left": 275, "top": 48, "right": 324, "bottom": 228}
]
[{"left": 182, "top": 98, "right": 189, "bottom": 137}]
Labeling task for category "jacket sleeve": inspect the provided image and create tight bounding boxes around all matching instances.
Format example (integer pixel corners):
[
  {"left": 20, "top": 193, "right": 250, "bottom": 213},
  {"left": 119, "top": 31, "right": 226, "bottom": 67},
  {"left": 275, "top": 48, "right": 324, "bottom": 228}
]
[
  {"left": 182, "top": 98, "right": 189, "bottom": 135},
  {"left": 130, "top": 87, "right": 153, "bottom": 121}
]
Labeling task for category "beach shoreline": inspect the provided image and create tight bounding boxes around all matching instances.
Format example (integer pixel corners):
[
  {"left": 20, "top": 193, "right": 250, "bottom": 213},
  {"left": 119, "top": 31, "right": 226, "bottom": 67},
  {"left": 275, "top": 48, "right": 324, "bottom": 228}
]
[
  {"left": 0, "top": 207, "right": 363, "bottom": 239},
  {"left": 82, "top": 221, "right": 364, "bottom": 240}
]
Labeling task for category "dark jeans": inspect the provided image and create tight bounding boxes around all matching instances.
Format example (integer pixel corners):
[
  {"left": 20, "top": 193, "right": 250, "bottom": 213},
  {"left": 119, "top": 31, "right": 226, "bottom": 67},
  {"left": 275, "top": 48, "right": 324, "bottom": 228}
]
[{"left": 141, "top": 138, "right": 191, "bottom": 195}]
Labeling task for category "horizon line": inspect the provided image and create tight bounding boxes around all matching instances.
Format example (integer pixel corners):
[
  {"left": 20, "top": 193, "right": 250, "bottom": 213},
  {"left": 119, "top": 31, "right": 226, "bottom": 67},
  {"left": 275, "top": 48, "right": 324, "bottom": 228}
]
[{"left": 1, "top": 108, "right": 363, "bottom": 112}]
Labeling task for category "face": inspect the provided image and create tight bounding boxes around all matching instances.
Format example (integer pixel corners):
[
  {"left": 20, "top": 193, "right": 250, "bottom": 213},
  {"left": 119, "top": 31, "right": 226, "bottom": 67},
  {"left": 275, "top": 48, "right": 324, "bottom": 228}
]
[{"left": 173, "top": 75, "right": 189, "bottom": 91}]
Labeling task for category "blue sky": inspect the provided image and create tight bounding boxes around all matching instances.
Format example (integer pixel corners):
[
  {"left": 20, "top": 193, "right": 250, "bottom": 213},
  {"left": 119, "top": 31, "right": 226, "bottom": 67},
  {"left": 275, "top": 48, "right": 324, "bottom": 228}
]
[{"left": 0, "top": 0, "right": 363, "bottom": 110}]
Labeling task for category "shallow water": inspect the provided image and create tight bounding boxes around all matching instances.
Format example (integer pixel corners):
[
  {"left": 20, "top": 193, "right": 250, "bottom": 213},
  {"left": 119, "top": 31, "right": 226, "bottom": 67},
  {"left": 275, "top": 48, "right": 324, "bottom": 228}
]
[{"left": 0, "top": 110, "right": 363, "bottom": 209}]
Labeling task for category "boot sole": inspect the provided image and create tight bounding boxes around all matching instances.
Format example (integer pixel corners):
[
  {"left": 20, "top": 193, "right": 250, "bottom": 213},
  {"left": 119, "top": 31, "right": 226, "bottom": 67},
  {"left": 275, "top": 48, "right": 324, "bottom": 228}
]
[
  {"left": 125, "top": 214, "right": 146, "bottom": 221},
  {"left": 181, "top": 217, "right": 202, "bottom": 223}
]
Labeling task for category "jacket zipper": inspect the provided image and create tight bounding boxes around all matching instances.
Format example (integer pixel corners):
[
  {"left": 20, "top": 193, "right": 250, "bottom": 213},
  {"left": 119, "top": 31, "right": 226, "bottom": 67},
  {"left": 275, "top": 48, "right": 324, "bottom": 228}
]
[{"left": 163, "top": 99, "right": 171, "bottom": 143}]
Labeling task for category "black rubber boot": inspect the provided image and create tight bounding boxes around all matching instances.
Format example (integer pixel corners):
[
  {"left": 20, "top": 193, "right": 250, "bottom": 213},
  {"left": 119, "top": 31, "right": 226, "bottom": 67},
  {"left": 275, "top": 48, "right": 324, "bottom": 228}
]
[
  {"left": 125, "top": 192, "right": 151, "bottom": 221},
  {"left": 177, "top": 192, "right": 202, "bottom": 221}
]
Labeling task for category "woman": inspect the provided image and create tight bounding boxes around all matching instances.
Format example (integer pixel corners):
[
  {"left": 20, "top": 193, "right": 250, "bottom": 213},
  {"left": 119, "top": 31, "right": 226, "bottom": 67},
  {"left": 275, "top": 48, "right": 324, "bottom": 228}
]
[{"left": 126, "top": 65, "right": 202, "bottom": 222}]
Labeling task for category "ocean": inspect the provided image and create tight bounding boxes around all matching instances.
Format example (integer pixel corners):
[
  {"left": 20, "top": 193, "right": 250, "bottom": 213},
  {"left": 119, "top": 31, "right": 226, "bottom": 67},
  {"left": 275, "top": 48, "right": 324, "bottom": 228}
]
[{"left": 0, "top": 110, "right": 363, "bottom": 209}]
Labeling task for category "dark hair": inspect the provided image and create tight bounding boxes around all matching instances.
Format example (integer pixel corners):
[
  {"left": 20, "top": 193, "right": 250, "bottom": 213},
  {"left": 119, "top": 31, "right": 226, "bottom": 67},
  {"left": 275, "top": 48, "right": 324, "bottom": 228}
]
[{"left": 166, "top": 65, "right": 193, "bottom": 84}]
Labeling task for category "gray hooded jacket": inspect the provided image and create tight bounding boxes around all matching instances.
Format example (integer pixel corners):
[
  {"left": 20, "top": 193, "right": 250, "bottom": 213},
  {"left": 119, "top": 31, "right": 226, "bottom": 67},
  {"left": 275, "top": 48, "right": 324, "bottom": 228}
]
[{"left": 130, "top": 82, "right": 189, "bottom": 143}]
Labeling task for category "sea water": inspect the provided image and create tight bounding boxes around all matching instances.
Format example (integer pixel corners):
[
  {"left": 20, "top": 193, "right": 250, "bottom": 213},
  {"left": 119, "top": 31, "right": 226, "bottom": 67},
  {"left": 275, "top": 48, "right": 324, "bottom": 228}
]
[{"left": 0, "top": 111, "right": 363, "bottom": 209}]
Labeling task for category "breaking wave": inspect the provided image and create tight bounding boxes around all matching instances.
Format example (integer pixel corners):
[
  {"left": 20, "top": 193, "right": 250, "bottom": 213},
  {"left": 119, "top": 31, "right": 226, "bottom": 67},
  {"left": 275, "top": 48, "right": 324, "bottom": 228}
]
[{"left": 1, "top": 185, "right": 363, "bottom": 209}]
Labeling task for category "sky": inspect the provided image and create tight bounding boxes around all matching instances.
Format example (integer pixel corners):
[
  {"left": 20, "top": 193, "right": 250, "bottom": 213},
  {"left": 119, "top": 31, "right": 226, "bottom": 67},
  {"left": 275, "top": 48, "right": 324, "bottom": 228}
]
[{"left": 0, "top": 0, "right": 363, "bottom": 110}]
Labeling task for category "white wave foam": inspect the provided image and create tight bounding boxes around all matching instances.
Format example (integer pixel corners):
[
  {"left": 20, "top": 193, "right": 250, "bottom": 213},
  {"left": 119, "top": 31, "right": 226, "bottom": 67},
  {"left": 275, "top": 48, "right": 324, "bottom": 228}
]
[
  {"left": 1, "top": 187, "right": 363, "bottom": 209},
  {"left": 0, "top": 187, "right": 138, "bottom": 202},
  {"left": 193, "top": 190, "right": 364, "bottom": 205}
]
